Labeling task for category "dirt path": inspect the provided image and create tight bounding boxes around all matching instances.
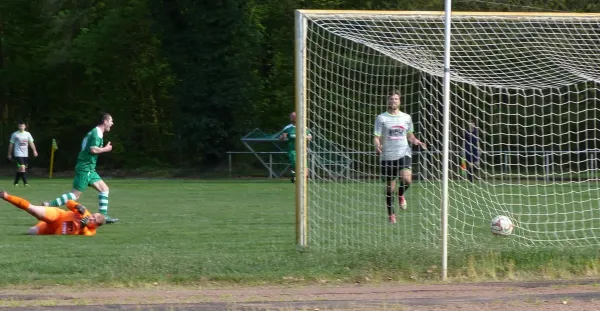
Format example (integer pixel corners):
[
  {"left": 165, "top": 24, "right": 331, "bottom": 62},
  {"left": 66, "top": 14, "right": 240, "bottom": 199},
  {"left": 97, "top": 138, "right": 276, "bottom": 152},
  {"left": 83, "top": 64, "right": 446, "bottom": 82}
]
[{"left": 1, "top": 279, "right": 599, "bottom": 310}]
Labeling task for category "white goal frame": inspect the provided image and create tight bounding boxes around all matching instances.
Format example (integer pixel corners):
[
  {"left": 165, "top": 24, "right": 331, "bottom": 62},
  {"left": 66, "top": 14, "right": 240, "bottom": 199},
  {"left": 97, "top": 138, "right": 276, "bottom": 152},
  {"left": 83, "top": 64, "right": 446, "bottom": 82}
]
[{"left": 294, "top": 8, "right": 600, "bottom": 280}]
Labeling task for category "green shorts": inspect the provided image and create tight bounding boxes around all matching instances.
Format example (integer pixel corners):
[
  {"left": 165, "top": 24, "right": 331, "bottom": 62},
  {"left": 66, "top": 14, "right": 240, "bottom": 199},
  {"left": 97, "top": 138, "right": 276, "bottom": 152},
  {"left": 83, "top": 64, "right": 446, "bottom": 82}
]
[
  {"left": 287, "top": 151, "right": 309, "bottom": 171},
  {"left": 72, "top": 170, "right": 102, "bottom": 192},
  {"left": 288, "top": 151, "right": 297, "bottom": 168}
]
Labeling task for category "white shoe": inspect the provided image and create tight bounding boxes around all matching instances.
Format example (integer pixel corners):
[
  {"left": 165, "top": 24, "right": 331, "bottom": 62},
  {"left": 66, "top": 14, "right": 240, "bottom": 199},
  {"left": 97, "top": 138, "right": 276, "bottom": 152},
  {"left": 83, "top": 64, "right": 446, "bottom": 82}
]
[{"left": 399, "top": 196, "right": 407, "bottom": 210}]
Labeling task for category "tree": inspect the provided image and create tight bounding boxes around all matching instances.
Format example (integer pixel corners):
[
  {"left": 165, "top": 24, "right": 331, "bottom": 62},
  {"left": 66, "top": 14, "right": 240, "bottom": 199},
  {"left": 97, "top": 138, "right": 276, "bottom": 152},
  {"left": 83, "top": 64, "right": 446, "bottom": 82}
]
[{"left": 150, "top": 0, "right": 264, "bottom": 164}]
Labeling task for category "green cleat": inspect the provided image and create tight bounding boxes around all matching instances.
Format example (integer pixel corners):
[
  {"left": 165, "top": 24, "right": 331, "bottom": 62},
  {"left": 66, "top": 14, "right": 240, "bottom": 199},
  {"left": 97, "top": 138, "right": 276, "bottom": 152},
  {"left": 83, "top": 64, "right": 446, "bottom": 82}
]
[{"left": 104, "top": 216, "right": 119, "bottom": 224}]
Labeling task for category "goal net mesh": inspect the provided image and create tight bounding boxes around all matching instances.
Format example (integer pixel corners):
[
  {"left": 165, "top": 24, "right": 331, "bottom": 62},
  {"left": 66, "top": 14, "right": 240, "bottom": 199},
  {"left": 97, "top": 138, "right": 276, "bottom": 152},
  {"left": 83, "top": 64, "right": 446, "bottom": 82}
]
[{"left": 302, "top": 12, "right": 600, "bottom": 249}]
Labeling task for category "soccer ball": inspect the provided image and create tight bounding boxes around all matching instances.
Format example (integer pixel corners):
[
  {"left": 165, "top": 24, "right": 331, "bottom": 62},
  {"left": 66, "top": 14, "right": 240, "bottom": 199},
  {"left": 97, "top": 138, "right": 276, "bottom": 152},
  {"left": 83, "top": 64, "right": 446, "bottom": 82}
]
[{"left": 490, "top": 215, "right": 514, "bottom": 236}]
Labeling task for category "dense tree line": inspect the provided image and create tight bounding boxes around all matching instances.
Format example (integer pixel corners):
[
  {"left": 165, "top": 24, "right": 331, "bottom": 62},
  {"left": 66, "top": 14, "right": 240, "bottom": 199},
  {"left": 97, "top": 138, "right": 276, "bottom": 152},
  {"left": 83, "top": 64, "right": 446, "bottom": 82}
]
[{"left": 0, "top": 0, "right": 598, "bottom": 171}]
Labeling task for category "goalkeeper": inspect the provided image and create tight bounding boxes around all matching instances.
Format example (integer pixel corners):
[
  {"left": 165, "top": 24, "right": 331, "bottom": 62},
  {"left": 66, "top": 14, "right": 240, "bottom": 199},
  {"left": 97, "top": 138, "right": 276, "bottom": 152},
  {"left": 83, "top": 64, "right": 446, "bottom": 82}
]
[
  {"left": 279, "top": 112, "right": 312, "bottom": 183},
  {"left": 0, "top": 191, "right": 105, "bottom": 236}
]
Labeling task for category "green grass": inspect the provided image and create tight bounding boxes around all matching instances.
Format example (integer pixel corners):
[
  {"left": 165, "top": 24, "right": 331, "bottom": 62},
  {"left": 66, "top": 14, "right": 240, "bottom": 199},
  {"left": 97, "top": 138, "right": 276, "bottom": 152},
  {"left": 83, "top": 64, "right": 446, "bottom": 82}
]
[
  {"left": 0, "top": 178, "right": 598, "bottom": 288},
  {"left": 308, "top": 180, "right": 600, "bottom": 249}
]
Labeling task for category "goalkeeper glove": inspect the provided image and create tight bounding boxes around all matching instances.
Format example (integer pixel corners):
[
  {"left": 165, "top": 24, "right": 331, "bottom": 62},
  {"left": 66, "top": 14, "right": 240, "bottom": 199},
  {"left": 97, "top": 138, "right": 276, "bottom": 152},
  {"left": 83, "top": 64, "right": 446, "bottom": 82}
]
[
  {"left": 79, "top": 216, "right": 90, "bottom": 228},
  {"left": 75, "top": 204, "right": 86, "bottom": 215}
]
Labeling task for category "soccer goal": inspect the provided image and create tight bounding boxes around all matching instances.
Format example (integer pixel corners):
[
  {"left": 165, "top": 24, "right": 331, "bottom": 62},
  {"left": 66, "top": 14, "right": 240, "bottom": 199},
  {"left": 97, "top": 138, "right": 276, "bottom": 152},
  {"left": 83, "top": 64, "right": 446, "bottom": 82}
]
[{"left": 294, "top": 9, "right": 600, "bottom": 264}]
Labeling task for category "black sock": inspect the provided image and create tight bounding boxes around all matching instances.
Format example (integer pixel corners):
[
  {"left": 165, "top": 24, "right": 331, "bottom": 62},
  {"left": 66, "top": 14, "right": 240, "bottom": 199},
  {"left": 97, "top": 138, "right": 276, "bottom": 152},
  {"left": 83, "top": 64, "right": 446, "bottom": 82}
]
[
  {"left": 398, "top": 183, "right": 410, "bottom": 197},
  {"left": 386, "top": 190, "right": 394, "bottom": 215},
  {"left": 13, "top": 172, "right": 21, "bottom": 185},
  {"left": 21, "top": 172, "right": 28, "bottom": 184}
]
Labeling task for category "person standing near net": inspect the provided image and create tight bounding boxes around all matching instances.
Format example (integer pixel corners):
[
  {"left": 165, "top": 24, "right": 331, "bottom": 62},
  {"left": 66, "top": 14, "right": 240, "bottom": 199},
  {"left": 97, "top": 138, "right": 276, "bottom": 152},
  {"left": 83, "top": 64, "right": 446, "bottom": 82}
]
[
  {"left": 279, "top": 111, "right": 312, "bottom": 183},
  {"left": 374, "top": 90, "right": 427, "bottom": 224},
  {"left": 463, "top": 119, "right": 480, "bottom": 183},
  {"left": 8, "top": 121, "right": 38, "bottom": 187}
]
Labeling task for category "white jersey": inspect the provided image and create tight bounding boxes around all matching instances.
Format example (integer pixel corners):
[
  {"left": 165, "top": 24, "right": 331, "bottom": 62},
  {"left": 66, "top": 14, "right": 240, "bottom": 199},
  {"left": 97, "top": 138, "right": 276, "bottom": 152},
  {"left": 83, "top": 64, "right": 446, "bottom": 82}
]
[
  {"left": 374, "top": 111, "right": 414, "bottom": 161},
  {"left": 10, "top": 131, "right": 34, "bottom": 157}
]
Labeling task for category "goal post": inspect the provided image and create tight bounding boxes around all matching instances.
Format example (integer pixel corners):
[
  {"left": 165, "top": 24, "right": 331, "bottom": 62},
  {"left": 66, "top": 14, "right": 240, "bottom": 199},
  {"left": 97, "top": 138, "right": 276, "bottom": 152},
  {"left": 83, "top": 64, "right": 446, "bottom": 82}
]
[
  {"left": 295, "top": 10, "right": 309, "bottom": 248},
  {"left": 294, "top": 8, "right": 600, "bottom": 273}
]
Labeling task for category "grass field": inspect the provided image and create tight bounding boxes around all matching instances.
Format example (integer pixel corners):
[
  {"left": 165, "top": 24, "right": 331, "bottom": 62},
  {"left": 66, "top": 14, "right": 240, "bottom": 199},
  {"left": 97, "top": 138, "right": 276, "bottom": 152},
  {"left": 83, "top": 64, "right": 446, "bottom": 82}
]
[
  {"left": 308, "top": 179, "right": 600, "bottom": 248},
  {"left": 0, "top": 178, "right": 598, "bottom": 288}
]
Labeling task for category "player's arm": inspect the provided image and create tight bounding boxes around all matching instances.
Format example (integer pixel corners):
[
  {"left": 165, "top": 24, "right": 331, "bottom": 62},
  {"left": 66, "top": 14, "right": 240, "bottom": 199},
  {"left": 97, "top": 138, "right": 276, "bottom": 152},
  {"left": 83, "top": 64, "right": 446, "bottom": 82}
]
[
  {"left": 476, "top": 129, "right": 482, "bottom": 158},
  {"left": 28, "top": 140, "right": 38, "bottom": 157},
  {"left": 66, "top": 200, "right": 87, "bottom": 215},
  {"left": 7, "top": 133, "right": 15, "bottom": 159},
  {"left": 7, "top": 142, "right": 13, "bottom": 159},
  {"left": 66, "top": 201, "right": 93, "bottom": 230},
  {"left": 407, "top": 133, "right": 427, "bottom": 149},
  {"left": 89, "top": 140, "right": 112, "bottom": 154},
  {"left": 373, "top": 116, "right": 383, "bottom": 155},
  {"left": 82, "top": 227, "right": 96, "bottom": 236},
  {"left": 279, "top": 127, "right": 288, "bottom": 140},
  {"left": 406, "top": 116, "right": 426, "bottom": 149}
]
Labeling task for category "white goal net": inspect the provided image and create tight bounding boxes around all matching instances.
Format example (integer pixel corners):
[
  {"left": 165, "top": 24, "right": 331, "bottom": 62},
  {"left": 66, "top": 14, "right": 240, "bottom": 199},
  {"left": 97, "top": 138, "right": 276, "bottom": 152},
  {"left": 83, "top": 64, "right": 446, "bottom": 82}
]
[{"left": 296, "top": 10, "right": 600, "bottom": 250}]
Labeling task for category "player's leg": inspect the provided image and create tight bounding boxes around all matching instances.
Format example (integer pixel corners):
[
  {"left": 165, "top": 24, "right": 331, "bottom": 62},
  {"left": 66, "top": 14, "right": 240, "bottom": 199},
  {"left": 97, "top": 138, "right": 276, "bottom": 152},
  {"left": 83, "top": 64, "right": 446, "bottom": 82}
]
[
  {"left": 381, "top": 160, "right": 397, "bottom": 223},
  {"left": 0, "top": 191, "right": 60, "bottom": 222},
  {"left": 90, "top": 174, "right": 118, "bottom": 224},
  {"left": 44, "top": 189, "right": 81, "bottom": 207},
  {"left": 13, "top": 157, "right": 24, "bottom": 186},
  {"left": 398, "top": 156, "right": 413, "bottom": 210},
  {"left": 27, "top": 222, "right": 49, "bottom": 235},
  {"left": 288, "top": 151, "right": 297, "bottom": 183},
  {"left": 465, "top": 152, "right": 475, "bottom": 182},
  {"left": 471, "top": 152, "right": 480, "bottom": 182},
  {"left": 43, "top": 171, "right": 88, "bottom": 206},
  {"left": 27, "top": 225, "right": 40, "bottom": 235},
  {"left": 20, "top": 157, "right": 29, "bottom": 186}
]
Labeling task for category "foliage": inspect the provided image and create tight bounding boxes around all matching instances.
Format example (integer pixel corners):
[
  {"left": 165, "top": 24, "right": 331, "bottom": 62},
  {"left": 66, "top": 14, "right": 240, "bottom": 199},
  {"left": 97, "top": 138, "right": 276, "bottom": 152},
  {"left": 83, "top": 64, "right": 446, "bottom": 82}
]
[{"left": 0, "top": 0, "right": 599, "bottom": 169}]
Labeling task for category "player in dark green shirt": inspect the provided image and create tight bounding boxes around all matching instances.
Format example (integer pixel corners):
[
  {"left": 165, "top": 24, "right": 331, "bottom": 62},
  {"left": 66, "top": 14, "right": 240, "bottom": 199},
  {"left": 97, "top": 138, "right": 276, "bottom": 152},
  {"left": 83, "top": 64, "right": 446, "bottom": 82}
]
[
  {"left": 43, "top": 113, "right": 118, "bottom": 224},
  {"left": 279, "top": 112, "right": 312, "bottom": 183}
]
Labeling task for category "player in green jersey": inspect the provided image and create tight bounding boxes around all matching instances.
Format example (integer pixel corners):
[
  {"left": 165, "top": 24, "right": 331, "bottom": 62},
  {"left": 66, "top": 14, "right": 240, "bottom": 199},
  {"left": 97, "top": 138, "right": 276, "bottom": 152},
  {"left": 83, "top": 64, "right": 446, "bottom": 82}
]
[
  {"left": 279, "top": 112, "right": 312, "bottom": 183},
  {"left": 43, "top": 113, "right": 118, "bottom": 224}
]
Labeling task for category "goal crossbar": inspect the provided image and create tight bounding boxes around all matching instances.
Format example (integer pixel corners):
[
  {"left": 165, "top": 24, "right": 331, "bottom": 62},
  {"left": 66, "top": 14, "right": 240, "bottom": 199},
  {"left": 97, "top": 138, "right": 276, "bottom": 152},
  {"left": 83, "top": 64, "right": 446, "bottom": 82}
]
[{"left": 298, "top": 10, "right": 600, "bottom": 18}]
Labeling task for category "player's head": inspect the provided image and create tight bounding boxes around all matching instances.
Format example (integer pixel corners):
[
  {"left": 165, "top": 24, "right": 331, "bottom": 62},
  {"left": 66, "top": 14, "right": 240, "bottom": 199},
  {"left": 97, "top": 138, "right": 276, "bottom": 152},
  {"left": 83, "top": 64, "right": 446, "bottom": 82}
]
[
  {"left": 388, "top": 90, "right": 401, "bottom": 110},
  {"left": 88, "top": 213, "right": 106, "bottom": 229},
  {"left": 98, "top": 113, "right": 113, "bottom": 132},
  {"left": 290, "top": 112, "right": 296, "bottom": 123},
  {"left": 17, "top": 121, "right": 26, "bottom": 132}
]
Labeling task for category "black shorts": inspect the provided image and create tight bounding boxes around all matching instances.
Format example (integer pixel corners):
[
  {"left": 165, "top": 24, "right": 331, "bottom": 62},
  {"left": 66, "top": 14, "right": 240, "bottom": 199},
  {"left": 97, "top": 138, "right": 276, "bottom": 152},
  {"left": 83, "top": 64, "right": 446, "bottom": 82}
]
[
  {"left": 381, "top": 156, "right": 412, "bottom": 181},
  {"left": 14, "top": 157, "right": 28, "bottom": 168}
]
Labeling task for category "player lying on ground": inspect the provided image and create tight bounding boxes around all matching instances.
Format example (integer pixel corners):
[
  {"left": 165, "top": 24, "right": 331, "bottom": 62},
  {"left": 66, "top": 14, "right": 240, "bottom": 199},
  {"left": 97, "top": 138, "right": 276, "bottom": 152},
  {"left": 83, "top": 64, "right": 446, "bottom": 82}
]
[{"left": 0, "top": 191, "right": 105, "bottom": 235}]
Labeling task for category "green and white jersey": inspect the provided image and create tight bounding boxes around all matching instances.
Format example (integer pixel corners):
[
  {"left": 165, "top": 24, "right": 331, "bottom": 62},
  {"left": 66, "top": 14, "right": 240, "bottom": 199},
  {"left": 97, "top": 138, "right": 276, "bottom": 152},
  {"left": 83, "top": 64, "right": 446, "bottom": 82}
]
[
  {"left": 10, "top": 131, "right": 34, "bottom": 157},
  {"left": 282, "top": 124, "right": 311, "bottom": 152},
  {"left": 75, "top": 127, "right": 103, "bottom": 172},
  {"left": 374, "top": 111, "right": 414, "bottom": 161}
]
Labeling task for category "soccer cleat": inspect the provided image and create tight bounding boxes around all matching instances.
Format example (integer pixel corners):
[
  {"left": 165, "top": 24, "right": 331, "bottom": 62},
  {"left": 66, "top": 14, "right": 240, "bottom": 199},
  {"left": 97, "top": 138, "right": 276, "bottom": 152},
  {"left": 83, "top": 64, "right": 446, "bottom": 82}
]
[
  {"left": 399, "top": 196, "right": 407, "bottom": 210},
  {"left": 13, "top": 184, "right": 18, "bottom": 187},
  {"left": 105, "top": 216, "right": 119, "bottom": 224},
  {"left": 389, "top": 214, "right": 397, "bottom": 224},
  {"left": 41, "top": 201, "right": 50, "bottom": 207},
  {"left": 0, "top": 191, "right": 6, "bottom": 199},
  {"left": 24, "top": 184, "right": 30, "bottom": 187}
]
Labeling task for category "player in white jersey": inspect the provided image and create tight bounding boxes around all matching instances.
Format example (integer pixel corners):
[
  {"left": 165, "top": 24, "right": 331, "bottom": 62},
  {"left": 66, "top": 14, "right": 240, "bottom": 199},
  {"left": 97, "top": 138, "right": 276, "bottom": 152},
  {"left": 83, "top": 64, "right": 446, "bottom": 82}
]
[
  {"left": 373, "top": 90, "right": 427, "bottom": 224},
  {"left": 8, "top": 121, "right": 38, "bottom": 187}
]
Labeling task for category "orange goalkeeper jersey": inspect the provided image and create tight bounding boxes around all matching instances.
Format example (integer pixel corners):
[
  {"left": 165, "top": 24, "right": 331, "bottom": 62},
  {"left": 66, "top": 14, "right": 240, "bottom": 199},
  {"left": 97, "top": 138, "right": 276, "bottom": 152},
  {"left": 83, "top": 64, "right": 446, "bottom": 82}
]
[{"left": 33, "top": 200, "right": 97, "bottom": 236}]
